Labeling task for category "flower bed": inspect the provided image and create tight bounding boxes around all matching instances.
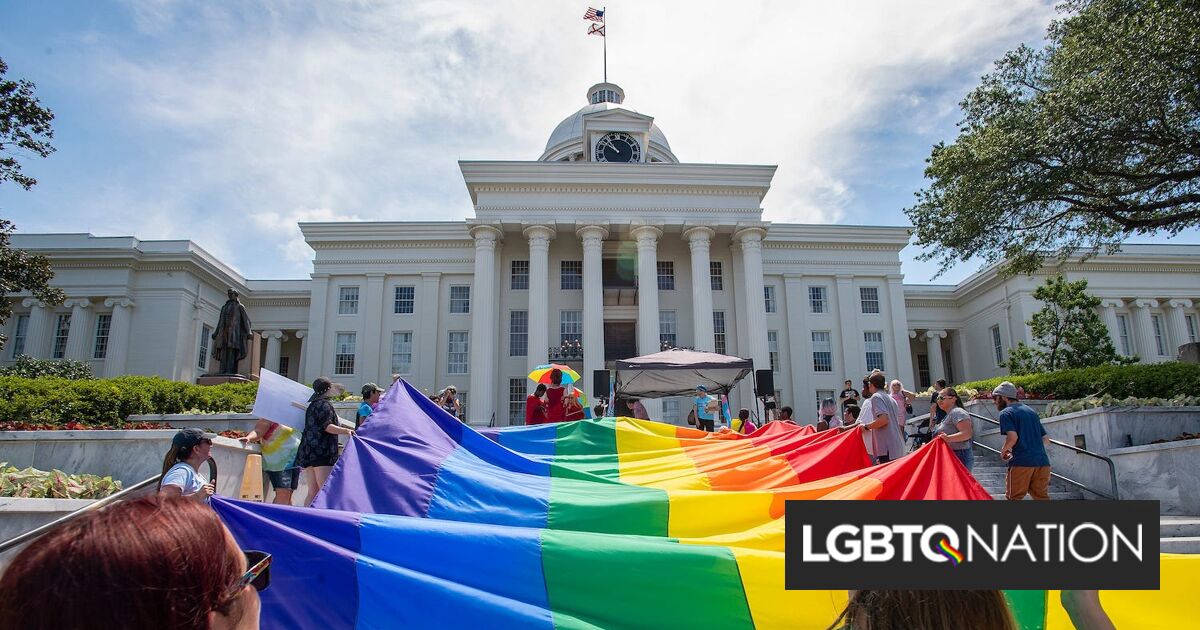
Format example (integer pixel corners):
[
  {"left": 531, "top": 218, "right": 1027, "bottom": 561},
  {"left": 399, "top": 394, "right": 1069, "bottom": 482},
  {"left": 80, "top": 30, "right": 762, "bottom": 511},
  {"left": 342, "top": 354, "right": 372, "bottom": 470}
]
[
  {"left": 1, "top": 463, "right": 122, "bottom": 499},
  {"left": 958, "top": 362, "right": 1200, "bottom": 401},
  {"left": 0, "top": 375, "right": 257, "bottom": 424}
]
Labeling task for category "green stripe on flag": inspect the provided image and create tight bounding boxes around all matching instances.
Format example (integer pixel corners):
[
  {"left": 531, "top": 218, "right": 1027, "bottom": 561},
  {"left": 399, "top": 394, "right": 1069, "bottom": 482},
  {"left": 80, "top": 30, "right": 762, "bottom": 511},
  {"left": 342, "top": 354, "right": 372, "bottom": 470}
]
[{"left": 541, "top": 529, "right": 755, "bottom": 630}]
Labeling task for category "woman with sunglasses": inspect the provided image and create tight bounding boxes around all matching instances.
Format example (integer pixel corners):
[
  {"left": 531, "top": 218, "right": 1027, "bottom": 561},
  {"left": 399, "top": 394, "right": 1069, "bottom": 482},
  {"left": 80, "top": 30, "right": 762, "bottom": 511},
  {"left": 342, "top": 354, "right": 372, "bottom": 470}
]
[
  {"left": 933, "top": 387, "right": 975, "bottom": 470},
  {"left": 0, "top": 496, "right": 270, "bottom": 629}
]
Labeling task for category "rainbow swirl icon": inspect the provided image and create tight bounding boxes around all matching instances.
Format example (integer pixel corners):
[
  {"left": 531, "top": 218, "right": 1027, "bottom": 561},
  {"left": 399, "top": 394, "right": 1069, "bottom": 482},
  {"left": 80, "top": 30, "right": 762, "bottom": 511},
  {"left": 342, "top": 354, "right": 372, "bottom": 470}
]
[{"left": 937, "top": 538, "right": 964, "bottom": 565}]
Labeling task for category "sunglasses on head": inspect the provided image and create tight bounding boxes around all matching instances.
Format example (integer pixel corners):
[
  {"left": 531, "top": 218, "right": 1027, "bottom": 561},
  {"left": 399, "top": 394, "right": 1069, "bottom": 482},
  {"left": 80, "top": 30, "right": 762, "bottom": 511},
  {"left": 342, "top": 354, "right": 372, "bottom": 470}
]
[{"left": 231, "top": 550, "right": 271, "bottom": 595}]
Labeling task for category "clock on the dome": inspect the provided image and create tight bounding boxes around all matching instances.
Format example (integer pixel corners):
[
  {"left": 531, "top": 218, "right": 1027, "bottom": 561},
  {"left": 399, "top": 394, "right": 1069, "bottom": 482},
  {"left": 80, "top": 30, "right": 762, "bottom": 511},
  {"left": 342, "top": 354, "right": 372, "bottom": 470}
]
[{"left": 594, "top": 132, "right": 642, "bottom": 163}]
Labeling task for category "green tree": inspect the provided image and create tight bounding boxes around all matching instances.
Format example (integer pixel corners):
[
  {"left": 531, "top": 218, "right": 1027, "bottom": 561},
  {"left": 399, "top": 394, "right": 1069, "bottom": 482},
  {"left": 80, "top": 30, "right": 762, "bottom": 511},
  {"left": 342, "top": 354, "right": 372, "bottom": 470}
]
[
  {"left": 907, "top": 0, "right": 1200, "bottom": 276},
  {"left": 1004, "top": 275, "right": 1134, "bottom": 374},
  {"left": 1, "top": 57, "right": 63, "bottom": 349}
]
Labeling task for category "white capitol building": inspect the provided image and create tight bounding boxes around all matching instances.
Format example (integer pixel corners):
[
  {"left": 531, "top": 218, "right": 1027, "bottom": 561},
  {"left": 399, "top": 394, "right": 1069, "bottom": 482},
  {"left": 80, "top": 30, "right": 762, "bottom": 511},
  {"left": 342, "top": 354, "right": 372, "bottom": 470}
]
[{"left": 8, "top": 82, "right": 1200, "bottom": 424}]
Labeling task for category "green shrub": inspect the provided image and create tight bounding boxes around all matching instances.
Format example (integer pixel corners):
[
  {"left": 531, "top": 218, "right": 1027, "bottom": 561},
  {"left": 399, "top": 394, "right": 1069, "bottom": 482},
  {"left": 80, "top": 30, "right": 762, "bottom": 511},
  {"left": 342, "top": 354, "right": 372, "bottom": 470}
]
[
  {"left": 958, "top": 362, "right": 1200, "bottom": 401},
  {"left": 0, "top": 375, "right": 257, "bottom": 424},
  {"left": 0, "top": 355, "right": 93, "bottom": 380}
]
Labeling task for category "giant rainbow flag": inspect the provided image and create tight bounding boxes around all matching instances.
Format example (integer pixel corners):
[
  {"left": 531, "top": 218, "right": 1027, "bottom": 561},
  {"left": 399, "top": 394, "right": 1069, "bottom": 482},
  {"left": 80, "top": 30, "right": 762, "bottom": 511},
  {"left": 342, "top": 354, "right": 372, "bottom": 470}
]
[{"left": 213, "top": 380, "right": 1198, "bottom": 629}]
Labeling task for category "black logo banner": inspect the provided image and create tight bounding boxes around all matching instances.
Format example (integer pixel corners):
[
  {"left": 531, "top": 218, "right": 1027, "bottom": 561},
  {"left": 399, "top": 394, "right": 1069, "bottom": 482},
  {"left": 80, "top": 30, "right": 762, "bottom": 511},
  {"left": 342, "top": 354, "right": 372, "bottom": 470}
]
[{"left": 785, "top": 501, "right": 1159, "bottom": 590}]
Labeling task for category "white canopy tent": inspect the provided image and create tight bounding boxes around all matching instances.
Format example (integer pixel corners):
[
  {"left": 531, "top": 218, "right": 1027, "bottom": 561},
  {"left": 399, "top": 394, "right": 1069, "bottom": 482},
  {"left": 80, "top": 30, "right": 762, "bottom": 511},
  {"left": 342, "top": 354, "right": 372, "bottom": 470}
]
[{"left": 613, "top": 349, "right": 753, "bottom": 399}]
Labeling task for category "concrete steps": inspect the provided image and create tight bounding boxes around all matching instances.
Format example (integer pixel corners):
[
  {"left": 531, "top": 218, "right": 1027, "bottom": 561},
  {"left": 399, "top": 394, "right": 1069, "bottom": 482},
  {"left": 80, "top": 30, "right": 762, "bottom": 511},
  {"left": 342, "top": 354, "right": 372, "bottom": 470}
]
[{"left": 970, "top": 448, "right": 1200, "bottom": 553}]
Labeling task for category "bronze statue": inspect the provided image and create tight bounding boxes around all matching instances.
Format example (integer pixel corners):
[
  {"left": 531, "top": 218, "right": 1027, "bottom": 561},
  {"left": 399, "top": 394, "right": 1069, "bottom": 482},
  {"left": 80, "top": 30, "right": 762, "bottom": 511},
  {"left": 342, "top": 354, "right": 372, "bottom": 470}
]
[{"left": 212, "top": 289, "right": 252, "bottom": 375}]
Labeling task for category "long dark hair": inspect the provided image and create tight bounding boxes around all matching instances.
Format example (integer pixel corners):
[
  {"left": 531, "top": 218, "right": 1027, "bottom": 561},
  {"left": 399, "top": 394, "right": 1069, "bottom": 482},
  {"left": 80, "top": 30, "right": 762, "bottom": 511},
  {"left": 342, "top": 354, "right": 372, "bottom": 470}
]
[
  {"left": 0, "top": 496, "right": 246, "bottom": 630},
  {"left": 828, "top": 590, "right": 1016, "bottom": 630}
]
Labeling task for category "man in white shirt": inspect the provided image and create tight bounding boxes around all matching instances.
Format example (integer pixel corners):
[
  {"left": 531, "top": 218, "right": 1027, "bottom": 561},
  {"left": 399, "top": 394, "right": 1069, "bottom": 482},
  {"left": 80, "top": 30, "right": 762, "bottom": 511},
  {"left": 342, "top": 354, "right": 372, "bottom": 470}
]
[{"left": 860, "top": 373, "right": 906, "bottom": 464}]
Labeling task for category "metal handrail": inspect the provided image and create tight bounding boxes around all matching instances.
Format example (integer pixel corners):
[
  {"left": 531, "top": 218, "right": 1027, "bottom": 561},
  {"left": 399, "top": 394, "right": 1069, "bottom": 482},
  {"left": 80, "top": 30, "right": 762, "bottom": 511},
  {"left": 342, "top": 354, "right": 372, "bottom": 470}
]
[
  {"left": 0, "top": 458, "right": 218, "bottom": 555},
  {"left": 965, "top": 411, "right": 1119, "bottom": 500}
]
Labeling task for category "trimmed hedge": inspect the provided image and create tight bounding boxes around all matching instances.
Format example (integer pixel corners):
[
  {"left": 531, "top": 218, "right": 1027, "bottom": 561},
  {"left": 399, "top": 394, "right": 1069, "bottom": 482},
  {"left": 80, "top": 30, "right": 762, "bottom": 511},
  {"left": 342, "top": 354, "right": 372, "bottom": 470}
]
[
  {"left": 0, "top": 375, "right": 257, "bottom": 424},
  {"left": 958, "top": 362, "right": 1200, "bottom": 401}
]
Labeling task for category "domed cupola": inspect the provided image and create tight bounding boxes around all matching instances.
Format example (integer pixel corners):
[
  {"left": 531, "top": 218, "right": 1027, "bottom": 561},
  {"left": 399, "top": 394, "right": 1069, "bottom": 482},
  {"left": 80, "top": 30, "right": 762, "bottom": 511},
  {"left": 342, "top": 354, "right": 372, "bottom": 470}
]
[{"left": 539, "top": 82, "right": 678, "bottom": 163}]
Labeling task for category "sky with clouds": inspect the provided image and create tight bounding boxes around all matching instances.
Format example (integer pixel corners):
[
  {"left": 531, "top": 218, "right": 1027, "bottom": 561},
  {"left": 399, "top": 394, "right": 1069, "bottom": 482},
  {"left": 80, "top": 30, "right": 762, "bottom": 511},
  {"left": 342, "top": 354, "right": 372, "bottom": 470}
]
[{"left": 3, "top": 0, "right": 1189, "bottom": 284}]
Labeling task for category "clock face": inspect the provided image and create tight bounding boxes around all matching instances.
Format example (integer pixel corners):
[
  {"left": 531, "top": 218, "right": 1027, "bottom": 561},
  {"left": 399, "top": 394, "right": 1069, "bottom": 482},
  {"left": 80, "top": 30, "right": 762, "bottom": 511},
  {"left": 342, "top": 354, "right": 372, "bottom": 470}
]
[{"left": 594, "top": 132, "right": 642, "bottom": 163}]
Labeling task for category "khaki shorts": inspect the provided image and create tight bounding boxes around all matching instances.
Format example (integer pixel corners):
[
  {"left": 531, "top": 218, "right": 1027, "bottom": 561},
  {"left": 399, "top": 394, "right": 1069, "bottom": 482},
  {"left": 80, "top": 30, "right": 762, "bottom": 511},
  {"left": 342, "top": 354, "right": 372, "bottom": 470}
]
[{"left": 1006, "top": 465, "right": 1051, "bottom": 500}]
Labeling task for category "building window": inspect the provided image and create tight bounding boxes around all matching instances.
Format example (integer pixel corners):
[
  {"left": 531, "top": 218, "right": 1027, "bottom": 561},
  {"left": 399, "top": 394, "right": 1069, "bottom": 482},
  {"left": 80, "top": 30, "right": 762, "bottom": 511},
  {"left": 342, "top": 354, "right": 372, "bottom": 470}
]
[
  {"left": 710, "top": 261, "right": 723, "bottom": 290},
  {"left": 917, "top": 354, "right": 931, "bottom": 389},
  {"left": 51, "top": 313, "right": 70, "bottom": 359},
  {"left": 11, "top": 314, "right": 28, "bottom": 358},
  {"left": 393, "top": 286, "right": 415, "bottom": 314},
  {"left": 561, "top": 260, "right": 583, "bottom": 290},
  {"left": 815, "top": 389, "right": 835, "bottom": 414},
  {"left": 391, "top": 332, "right": 413, "bottom": 375},
  {"left": 713, "top": 311, "right": 727, "bottom": 355},
  {"left": 93, "top": 313, "right": 112, "bottom": 359},
  {"left": 659, "top": 311, "right": 677, "bottom": 348},
  {"left": 511, "top": 260, "right": 529, "bottom": 290},
  {"left": 1116, "top": 314, "right": 1132, "bottom": 356},
  {"left": 809, "top": 286, "right": 827, "bottom": 314},
  {"left": 763, "top": 286, "right": 777, "bottom": 313},
  {"left": 198, "top": 324, "right": 211, "bottom": 370},
  {"left": 338, "top": 286, "right": 359, "bottom": 315},
  {"left": 1187, "top": 315, "right": 1198, "bottom": 343},
  {"left": 278, "top": 356, "right": 290, "bottom": 378},
  {"left": 860, "top": 287, "right": 880, "bottom": 314},
  {"left": 990, "top": 325, "right": 1004, "bottom": 365},
  {"left": 864, "top": 331, "right": 885, "bottom": 371},
  {"left": 449, "top": 286, "right": 470, "bottom": 314},
  {"left": 509, "top": 311, "right": 528, "bottom": 357},
  {"left": 657, "top": 261, "right": 675, "bottom": 290},
  {"left": 812, "top": 331, "right": 833, "bottom": 372},
  {"left": 560, "top": 310, "right": 582, "bottom": 345},
  {"left": 662, "top": 398, "right": 681, "bottom": 424},
  {"left": 334, "top": 333, "right": 356, "bottom": 375},
  {"left": 768, "top": 331, "right": 780, "bottom": 372},
  {"left": 447, "top": 332, "right": 469, "bottom": 374},
  {"left": 509, "top": 378, "right": 526, "bottom": 425},
  {"left": 1152, "top": 315, "right": 1168, "bottom": 356}
]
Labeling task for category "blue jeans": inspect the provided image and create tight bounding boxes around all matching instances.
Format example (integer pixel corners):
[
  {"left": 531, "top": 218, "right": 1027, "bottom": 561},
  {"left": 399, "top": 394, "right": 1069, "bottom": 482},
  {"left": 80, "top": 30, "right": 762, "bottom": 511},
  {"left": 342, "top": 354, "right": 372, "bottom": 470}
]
[{"left": 952, "top": 447, "right": 974, "bottom": 471}]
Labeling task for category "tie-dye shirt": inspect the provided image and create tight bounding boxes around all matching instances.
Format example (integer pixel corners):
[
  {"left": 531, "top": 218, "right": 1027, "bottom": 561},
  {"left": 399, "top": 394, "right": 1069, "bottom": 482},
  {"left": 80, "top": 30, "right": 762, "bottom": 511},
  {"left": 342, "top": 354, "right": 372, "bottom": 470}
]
[{"left": 260, "top": 422, "right": 301, "bottom": 472}]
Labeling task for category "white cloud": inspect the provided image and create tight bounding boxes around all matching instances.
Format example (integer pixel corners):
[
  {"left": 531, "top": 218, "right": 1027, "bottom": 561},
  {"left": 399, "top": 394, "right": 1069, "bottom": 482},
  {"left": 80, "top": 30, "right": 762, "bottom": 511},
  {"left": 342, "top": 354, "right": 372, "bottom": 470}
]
[{"left": 56, "top": 0, "right": 1056, "bottom": 278}]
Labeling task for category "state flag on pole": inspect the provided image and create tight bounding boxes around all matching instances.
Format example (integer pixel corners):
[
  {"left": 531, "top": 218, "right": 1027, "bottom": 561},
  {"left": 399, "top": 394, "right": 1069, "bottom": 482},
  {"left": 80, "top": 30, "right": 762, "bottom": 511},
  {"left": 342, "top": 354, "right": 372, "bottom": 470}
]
[
  {"left": 584, "top": 7, "right": 605, "bottom": 22},
  {"left": 587, "top": 23, "right": 605, "bottom": 36}
]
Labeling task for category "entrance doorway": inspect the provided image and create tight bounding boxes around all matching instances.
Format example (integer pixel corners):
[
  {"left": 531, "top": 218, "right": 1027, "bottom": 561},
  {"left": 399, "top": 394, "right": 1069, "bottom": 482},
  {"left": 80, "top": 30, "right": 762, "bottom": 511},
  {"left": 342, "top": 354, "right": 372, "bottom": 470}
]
[{"left": 603, "top": 321, "right": 637, "bottom": 363}]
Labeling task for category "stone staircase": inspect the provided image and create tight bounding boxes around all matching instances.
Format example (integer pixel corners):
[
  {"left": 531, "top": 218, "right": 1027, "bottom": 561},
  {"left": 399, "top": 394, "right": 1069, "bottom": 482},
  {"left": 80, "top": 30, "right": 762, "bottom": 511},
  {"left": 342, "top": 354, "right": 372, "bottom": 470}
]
[{"left": 970, "top": 446, "right": 1200, "bottom": 553}]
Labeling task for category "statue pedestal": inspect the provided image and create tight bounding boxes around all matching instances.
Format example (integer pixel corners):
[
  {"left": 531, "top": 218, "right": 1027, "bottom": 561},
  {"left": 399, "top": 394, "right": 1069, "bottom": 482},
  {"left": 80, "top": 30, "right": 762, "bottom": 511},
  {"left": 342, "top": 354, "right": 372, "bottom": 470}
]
[{"left": 196, "top": 374, "right": 256, "bottom": 386}]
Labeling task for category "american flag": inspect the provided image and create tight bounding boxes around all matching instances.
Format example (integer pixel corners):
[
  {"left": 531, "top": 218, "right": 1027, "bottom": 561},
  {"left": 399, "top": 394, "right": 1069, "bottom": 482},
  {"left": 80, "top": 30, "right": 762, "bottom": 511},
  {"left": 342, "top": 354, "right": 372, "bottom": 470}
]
[
  {"left": 587, "top": 23, "right": 605, "bottom": 36},
  {"left": 583, "top": 7, "right": 605, "bottom": 22}
]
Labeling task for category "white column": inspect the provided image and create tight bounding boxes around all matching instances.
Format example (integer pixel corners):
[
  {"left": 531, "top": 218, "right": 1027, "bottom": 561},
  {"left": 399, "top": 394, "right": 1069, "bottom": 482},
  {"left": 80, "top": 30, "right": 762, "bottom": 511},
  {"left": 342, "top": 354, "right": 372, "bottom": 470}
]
[
  {"left": 684, "top": 226, "right": 716, "bottom": 352},
  {"left": 925, "top": 330, "right": 947, "bottom": 384},
  {"left": 886, "top": 275, "right": 915, "bottom": 388},
  {"left": 735, "top": 226, "right": 770, "bottom": 371},
  {"left": 417, "top": 272, "right": 441, "bottom": 392},
  {"left": 294, "top": 330, "right": 308, "bottom": 382},
  {"left": 782, "top": 274, "right": 810, "bottom": 411},
  {"left": 524, "top": 225, "right": 555, "bottom": 371},
  {"left": 263, "top": 330, "right": 284, "bottom": 376},
  {"left": 632, "top": 224, "right": 663, "bottom": 420},
  {"left": 102, "top": 298, "right": 134, "bottom": 378},
  {"left": 361, "top": 273, "right": 385, "bottom": 382},
  {"left": 632, "top": 225, "right": 663, "bottom": 357},
  {"left": 834, "top": 275, "right": 860, "bottom": 377},
  {"left": 63, "top": 299, "right": 94, "bottom": 361},
  {"left": 1131, "top": 299, "right": 1160, "bottom": 361},
  {"left": 1098, "top": 299, "right": 1124, "bottom": 351},
  {"left": 1165, "top": 300, "right": 1193, "bottom": 356},
  {"left": 304, "top": 274, "right": 330, "bottom": 382},
  {"left": 20, "top": 299, "right": 52, "bottom": 358},
  {"left": 468, "top": 225, "right": 502, "bottom": 425},
  {"left": 578, "top": 225, "right": 608, "bottom": 392}
]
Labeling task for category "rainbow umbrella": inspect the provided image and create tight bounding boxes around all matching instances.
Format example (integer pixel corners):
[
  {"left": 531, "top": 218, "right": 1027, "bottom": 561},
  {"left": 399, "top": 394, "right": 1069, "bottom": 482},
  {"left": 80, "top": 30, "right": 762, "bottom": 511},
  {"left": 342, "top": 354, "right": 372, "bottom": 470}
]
[{"left": 527, "top": 363, "right": 581, "bottom": 385}]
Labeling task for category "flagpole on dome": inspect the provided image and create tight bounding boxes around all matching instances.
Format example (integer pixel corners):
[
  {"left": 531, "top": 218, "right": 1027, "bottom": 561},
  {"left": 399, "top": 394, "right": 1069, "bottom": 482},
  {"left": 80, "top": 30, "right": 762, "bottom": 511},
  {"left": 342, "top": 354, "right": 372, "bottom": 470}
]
[
  {"left": 603, "top": 6, "right": 607, "bottom": 83},
  {"left": 584, "top": 6, "right": 607, "bottom": 82}
]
